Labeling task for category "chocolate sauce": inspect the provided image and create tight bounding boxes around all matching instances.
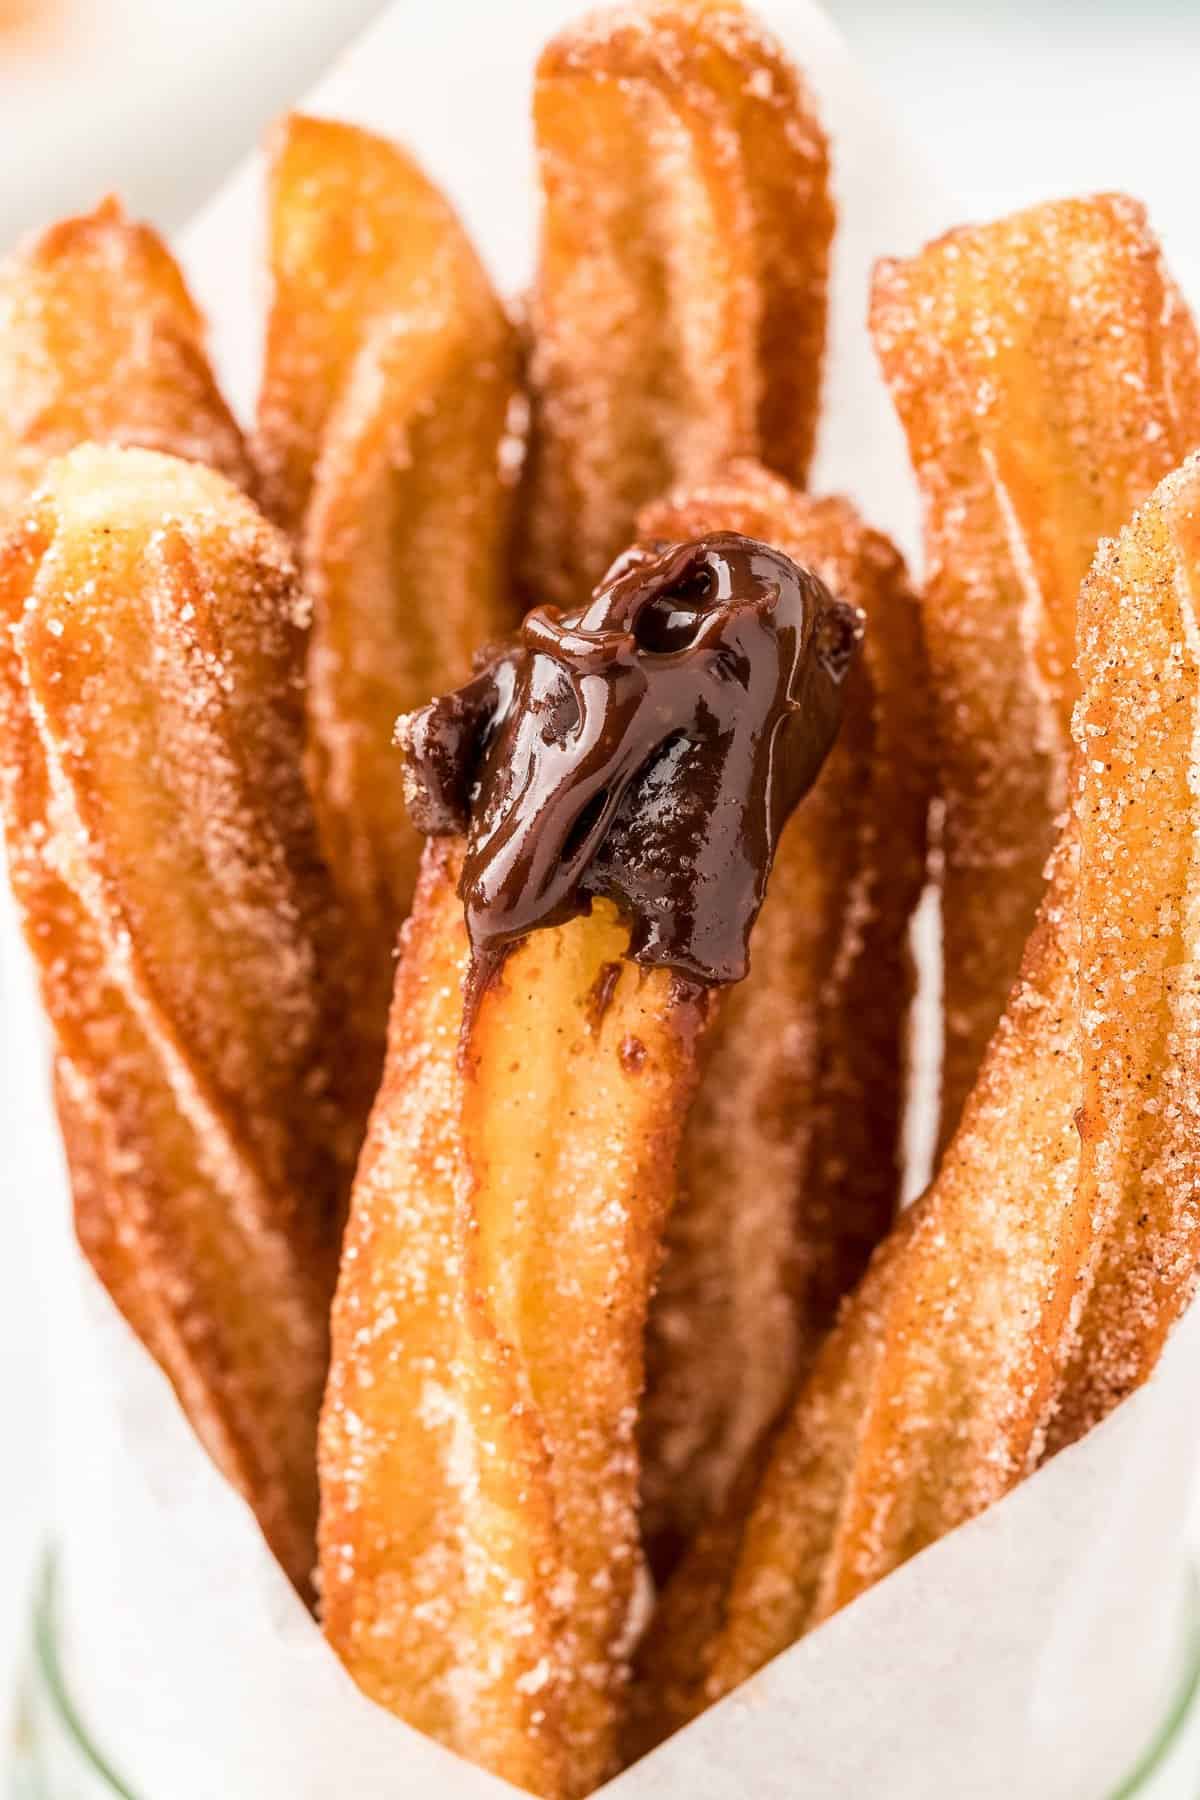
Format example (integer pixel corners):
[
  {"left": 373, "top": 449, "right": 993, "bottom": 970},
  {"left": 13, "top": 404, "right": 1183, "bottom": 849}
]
[
  {"left": 399, "top": 533, "right": 862, "bottom": 1006},
  {"left": 586, "top": 960, "right": 623, "bottom": 1035}
]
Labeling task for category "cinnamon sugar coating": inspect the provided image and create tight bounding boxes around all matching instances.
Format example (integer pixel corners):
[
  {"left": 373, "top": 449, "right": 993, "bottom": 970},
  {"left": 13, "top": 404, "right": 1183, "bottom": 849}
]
[
  {"left": 8, "top": 18, "right": 1200, "bottom": 1785},
  {"left": 520, "top": 0, "right": 833, "bottom": 607},
  {"left": 319, "top": 843, "right": 709, "bottom": 1797},
  {"left": 872, "top": 194, "right": 1200, "bottom": 1146},
  {"left": 1049, "top": 456, "right": 1200, "bottom": 1449},
  {"left": 641, "top": 452, "right": 1200, "bottom": 1747},
  {"left": 258, "top": 115, "right": 522, "bottom": 1051},
  {"left": 647, "top": 822, "right": 1083, "bottom": 1739},
  {"left": 633, "top": 461, "right": 930, "bottom": 1577},
  {"left": 0, "top": 197, "right": 253, "bottom": 517},
  {"left": 0, "top": 447, "right": 363, "bottom": 1593}
]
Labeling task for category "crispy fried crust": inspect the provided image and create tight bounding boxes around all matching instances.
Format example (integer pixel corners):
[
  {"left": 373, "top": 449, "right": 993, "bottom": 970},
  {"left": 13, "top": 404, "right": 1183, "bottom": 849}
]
[
  {"left": 0, "top": 446, "right": 362, "bottom": 1593},
  {"left": 871, "top": 195, "right": 1200, "bottom": 1147},
  {"left": 638, "top": 824, "right": 1082, "bottom": 1740},
  {"left": 646, "top": 455, "right": 1200, "bottom": 1735},
  {"left": 520, "top": 0, "right": 833, "bottom": 607},
  {"left": 258, "top": 114, "right": 522, "bottom": 1046},
  {"left": 319, "top": 844, "right": 709, "bottom": 1797},
  {"left": 1047, "top": 456, "right": 1200, "bottom": 1452},
  {"left": 0, "top": 198, "right": 253, "bottom": 516},
  {"left": 318, "top": 848, "right": 566, "bottom": 1796},
  {"left": 633, "top": 461, "right": 929, "bottom": 1574}
]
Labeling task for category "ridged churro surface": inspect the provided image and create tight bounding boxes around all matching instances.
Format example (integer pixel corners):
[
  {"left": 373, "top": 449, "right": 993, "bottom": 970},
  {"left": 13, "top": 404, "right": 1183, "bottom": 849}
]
[
  {"left": 259, "top": 115, "right": 521, "bottom": 1047},
  {"left": 643, "top": 828, "right": 1082, "bottom": 1739},
  {"left": 0, "top": 198, "right": 253, "bottom": 517},
  {"left": 643, "top": 453, "right": 1200, "bottom": 1745},
  {"left": 872, "top": 195, "right": 1200, "bottom": 1144},
  {"left": 0, "top": 447, "right": 360, "bottom": 1592},
  {"left": 319, "top": 843, "right": 707, "bottom": 1797},
  {"left": 1048, "top": 456, "right": 1200, "bottom": 1450},
  {"left": 634, "top": 461, "right": 929, "bottom": 1574},
  {"left": 521, "top": 0, "right": 832, "bottom": 606}
]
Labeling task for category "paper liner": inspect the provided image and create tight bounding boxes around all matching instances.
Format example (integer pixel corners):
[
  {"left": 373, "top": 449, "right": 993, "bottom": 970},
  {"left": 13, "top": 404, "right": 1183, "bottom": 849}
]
[{"left": 2, "top": 0, "right": 1196, "bottom": 1794}]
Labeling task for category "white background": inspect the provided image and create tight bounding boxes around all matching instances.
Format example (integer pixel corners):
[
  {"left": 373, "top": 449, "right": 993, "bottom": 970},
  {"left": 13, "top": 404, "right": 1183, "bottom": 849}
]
[{"left": 3, "top": 0, "right": 1199, "bottom": 1723}]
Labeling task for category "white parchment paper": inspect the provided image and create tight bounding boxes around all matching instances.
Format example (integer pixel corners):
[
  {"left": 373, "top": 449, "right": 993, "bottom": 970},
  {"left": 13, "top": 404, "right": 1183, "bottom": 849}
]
[{"left": 6, "top": 1, "right": 1198, "bottom": 1795}]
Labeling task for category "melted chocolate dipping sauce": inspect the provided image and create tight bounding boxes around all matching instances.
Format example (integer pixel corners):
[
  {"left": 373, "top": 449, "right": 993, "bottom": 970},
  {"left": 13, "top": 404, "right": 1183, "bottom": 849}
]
[{"left": 399, "top": 533, "right": 863, "bottom": 1015}]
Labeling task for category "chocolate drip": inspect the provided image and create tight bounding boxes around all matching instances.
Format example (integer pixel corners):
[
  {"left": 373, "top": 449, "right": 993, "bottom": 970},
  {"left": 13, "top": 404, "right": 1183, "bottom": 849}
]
[{"left": 398, "top": 533, "right": 862, "bottom": 1007}]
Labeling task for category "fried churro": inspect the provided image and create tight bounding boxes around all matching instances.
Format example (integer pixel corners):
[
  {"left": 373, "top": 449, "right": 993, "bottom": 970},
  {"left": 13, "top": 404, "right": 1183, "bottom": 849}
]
[
  {"left": 871, "top": 195, "right": 1200, "bottom": 1145},
  {"left": 1048, "top": 455, "right": 1200, "bottom": 1452},
  {"left": 521, "top": 0, "right": 833, "bottom": 608},
  {"left": 258, "top": 114, "right": 521, "bottom": 1046},
  {"left": 320, "top": 852, "right": 704, "bottom": 1797},
  {"left": 319, "top": 534, "right": 858, "bottom": 1794},
  {"left": 633, "top": 461, "right": 928, "bottom": 1575},
  {"left": 642, "top": 823, "right": 1082, "bottom": 1739},
  {"left": 644, "top": 450, "right": 1200, "bottom": 1742},
  {"left": 0, "top": 197, "right": 252, "bottom": 516},
  {"left": 12, "top": 7, "right": 1200, "bottom": 1783},
  {"left": 0, "top": 446, "right": 360, "bottom": 1593}
]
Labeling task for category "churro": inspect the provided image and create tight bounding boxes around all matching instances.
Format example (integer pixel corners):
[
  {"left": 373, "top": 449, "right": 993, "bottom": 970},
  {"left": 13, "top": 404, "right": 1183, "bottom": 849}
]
[
  {"left": 320, "top": 851, "right": 704, "bottom": 1797},
  {"left": 521, "top": 0, "right": 833, "bottom": 607},
  {"left": 872, "top": 195, "right": 1200, "bottom": 1144},
  {"left": 634, "top": 461, "right": 928, "bottom": 1574},
  {"left": 645, "top": 452, "right": 1200, "bottom": 1739},
  {"left": 10, "top": 7, "right": 1200, "bottom": 1785},
  {"left": 319, "top": 534, "right": 858, "bottom": 1794},
  {"left": 0, "top": 197, "right": 252, "bottom": 516},
  {"left": 644, "top": 823, "right": 1082, "bottom": 1734},
  {"left": 259, "top": 114, "right": 521, "bottom": 1045},
  {"left": 0, "top": 446, "right": 360, "bottom": 1592},
  {"left": 1048, "top": 456, "right": 1200, "bottom": 1451}
]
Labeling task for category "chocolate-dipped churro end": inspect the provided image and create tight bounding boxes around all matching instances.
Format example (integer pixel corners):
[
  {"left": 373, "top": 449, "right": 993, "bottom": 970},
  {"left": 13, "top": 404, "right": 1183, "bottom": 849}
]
[{"left": 399, "top": 532, "right": 862, "bottom": 1004}]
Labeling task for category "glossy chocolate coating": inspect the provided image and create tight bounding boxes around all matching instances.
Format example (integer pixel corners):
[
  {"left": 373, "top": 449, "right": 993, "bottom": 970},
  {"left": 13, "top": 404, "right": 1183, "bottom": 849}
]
[{"left": 399, "top": 533, "right": 862, "bottom": 995}]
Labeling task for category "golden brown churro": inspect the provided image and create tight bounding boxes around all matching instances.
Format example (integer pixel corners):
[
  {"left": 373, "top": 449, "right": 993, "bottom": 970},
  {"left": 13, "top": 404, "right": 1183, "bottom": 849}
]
[
  {"left": 320, "top": 529, "right": 858, "bottom": 1795},
  {"left": 0, "top": 197, "right": 253, "bottom": 516},
  {"left": 258, "top": 114, "right": 521, "bottom": 1046},
  {"left": 634, "top": 461, "right": 929, "bottom": 1574},
  {"left": 12, "top": 5, "right": 1200, "bottom": 1782},
  {"left": 642, "top": 825, "right": 1083, "bottom": 1740},
  {"left": 872, "top": 195, "right": 1200, "bottom": 1145},
  {"left": 320, "top": 850, "right": 706, "bottom": 1797},
  {"left": 521, "top": 0, "right": 833, "bottom": 607},
  {"left": 0, "top": 446, "right": 360, "bottom": 1592},
  {"left": 1048, "top": 456, "right": 1200, "bottom": 1451},
  {"left": 644, "top": 453, "right": 1200, "bottom": 1744}
]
